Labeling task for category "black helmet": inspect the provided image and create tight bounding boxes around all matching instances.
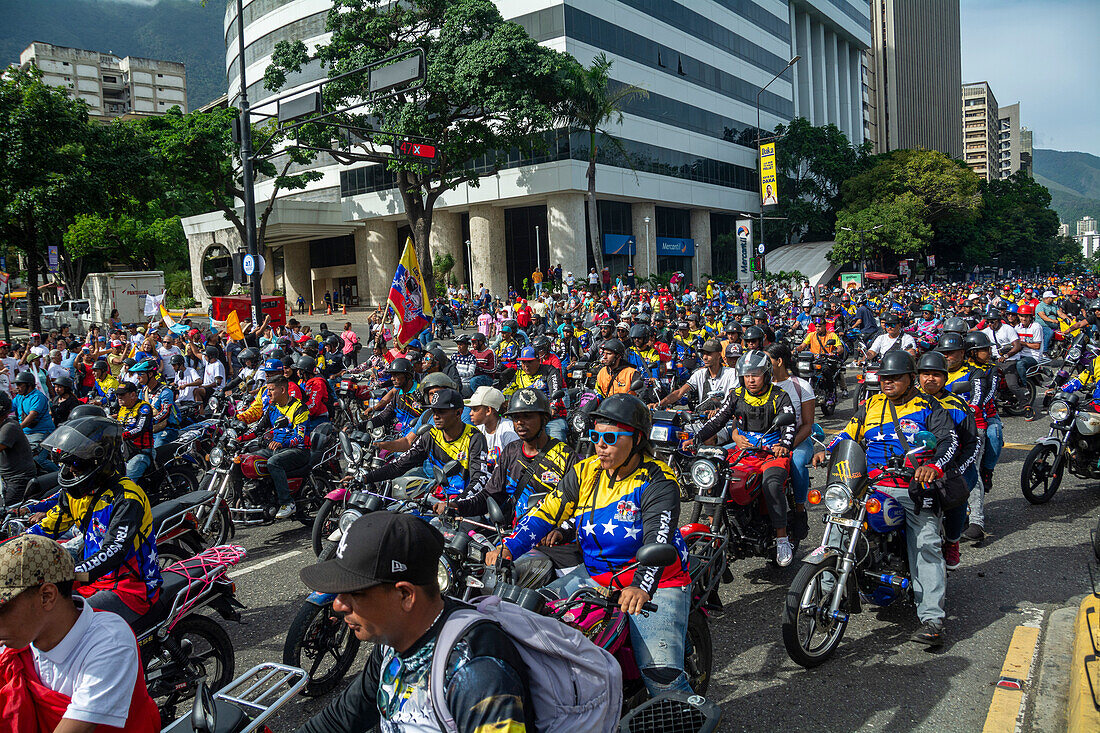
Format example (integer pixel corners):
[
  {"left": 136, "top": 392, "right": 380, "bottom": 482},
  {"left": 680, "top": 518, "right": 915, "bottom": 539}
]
[
  {"left": 326, "top": 335, "right": 341, "bottom": 350},
  {"left": 533, "top": 336, "right": 552, "bottom": 352},
  {"left": 676, "top": 321, "right": 689, "bottom": 330},
  {"left": 52, "top": 375, "right": 75, "bottom": 392},
  {"left": 942, "top": 317, "right": 969, "bottom": 334},
  {"left": 238, "top": 348, "right": 258, "bottom": 365},
  {"left": 170, "top": 354, "right": 186, "bottom": 367},
  {"left": 204, "top": 345, "right": 220, "bottom": 359},
  {"left": 730, "top": 305, "right": 746, "bottom": 317},
  {"left": 724, "top": 320, "right": 742, "bottom": 333},
  {"left": 296, "top": 355, "right": 317, "bottom": 375},
  {"left": 628, "top": 324, "right": 648, "bottom": 340},
  {"left": 504, "top": 387, "right": 552, "bottom": 417},
  {"left": 69, "top": 404, "right": 107, "bottom": 420},
  {"left": 739, "top": 314, "right": 755, "bottom": 328},
  {"left": 14, "top": 371, "right": 36, "bottom": 386},
  {"left": 1089, "top": 299, "right": 1100, "bottom": 312},
  {"left": 882, "top": 313, "right": 901, "bottom": 326},
  {"left": 0, "top": 392, "right": 11, "bottom": 417},
  {"left": 42, "top": 417, "right": 123, "bottom": 497},
  {"left": 878, "top": 351, "right": 916, "bottom": 376},
  {"left": 742, "top": 326, "right": 765, "bottom": 343},
  {"left": 736, "top": 350, "right": 772, "bottom": 388},
  {"left": 916, "top": 351, "right": 948, "bottom": 374},
  {"left": 809, "top": 307, "right": 825, "bottom": 318},
  {"left": 936, "top": 332, "right": 965, "bottom": 353},
  {"left": 599, "top": 321, "right": 615, "bottom": 331},
  {"left": 964, "top": 331, "right": 993, "bottom": 351},
  {"left": 600, "top": 338, "right": 626, "bottom": 357},
  {"left": 419, "top": 372, "right": 458, "bottom": 393},
  {"left": 386, "top": 357, "right": 414, "bottom": 375},
  {"left": 280, "top": 355, "right": 296, "bottom": 370},
  {"left": 986, "top": 308, "right": 1003, "bottom": 321},
  {"left": 590, "top": 393, "right": 651, "bottom": 436}
]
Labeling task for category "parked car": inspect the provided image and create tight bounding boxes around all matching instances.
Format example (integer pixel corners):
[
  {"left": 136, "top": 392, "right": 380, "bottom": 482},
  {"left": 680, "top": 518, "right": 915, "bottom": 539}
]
[{"left": 43, "top": 299, "right": 89, "bottom": 333}]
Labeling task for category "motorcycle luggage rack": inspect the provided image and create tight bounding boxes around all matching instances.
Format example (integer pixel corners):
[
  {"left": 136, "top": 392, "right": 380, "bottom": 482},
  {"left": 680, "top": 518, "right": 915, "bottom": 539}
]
[
  {"left": 160, "top": 545, "right": 248, "bottom": 632},
  {"left": 168, "top": 663, "right": 308, "bottom": 733}
]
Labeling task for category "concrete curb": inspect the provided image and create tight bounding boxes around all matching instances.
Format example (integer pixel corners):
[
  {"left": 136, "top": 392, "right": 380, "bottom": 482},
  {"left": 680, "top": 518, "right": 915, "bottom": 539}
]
[
  {"left": 1030, "top": 604, "right": 1077, "bottom": 731},
  {"left": 1067, "top": 594, "right": 1100, "bottom": 732}
]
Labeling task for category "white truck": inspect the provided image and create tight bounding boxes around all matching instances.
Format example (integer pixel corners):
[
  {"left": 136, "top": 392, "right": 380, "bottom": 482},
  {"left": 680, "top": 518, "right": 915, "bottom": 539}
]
[{"left": 80, "top": 271, "right": 165, "bottom": 332}]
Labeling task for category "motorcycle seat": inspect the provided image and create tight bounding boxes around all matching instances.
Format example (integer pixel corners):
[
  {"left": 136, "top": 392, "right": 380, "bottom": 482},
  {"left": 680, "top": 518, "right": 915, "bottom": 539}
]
[
  {"left": 133, "top": 569, "right": 192, "bottom": 636},
  {"left": 287, "top": 461, "right": 315, "bottom": 479},
  {"left": 151, "top": 490, "right": 215, "bottom": 532},
  {"left": 154, "top": 441, "right": 180, "bottom": 465}
]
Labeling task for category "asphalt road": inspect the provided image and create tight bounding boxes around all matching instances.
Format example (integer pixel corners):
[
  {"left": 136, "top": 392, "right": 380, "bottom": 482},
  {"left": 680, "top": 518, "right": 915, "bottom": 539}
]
[{"left": 192, "top": 399, "right": 1097, "bottom": 733}]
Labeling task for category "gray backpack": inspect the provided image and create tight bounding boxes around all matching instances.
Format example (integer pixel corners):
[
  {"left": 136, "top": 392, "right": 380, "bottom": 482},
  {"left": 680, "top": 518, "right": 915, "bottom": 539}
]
[{"left": 429, "top": 595, "right": 623, "bottom": 733}]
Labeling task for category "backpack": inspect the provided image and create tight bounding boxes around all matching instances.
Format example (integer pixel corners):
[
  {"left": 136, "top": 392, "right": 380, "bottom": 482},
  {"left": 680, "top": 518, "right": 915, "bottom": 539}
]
[{"left": 429, "top": 595, "right": 623, "bottom": 733}]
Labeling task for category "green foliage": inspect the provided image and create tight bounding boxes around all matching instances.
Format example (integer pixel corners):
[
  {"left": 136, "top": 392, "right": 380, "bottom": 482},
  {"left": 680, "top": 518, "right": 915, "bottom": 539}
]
[
  {"left": 432, "top": 252, "right": 456, "bottom": 296},
  {"left": 770, "top": 118, "right": 871, "bottom": 246},
  {"left": 758, "top": 270, "right": 806, "bottom": 285},
  {"left": 165, "top": 270, "right": 193, "bottom": 299},
  {"left": 265, "top": 0, "right": 571, "bottom": 294},
  {"left": 64, "top": 214, "right": 188, "bottom": 271},
  {"left": 974, "top": 172, "right": 1061, "bottom": 271}
]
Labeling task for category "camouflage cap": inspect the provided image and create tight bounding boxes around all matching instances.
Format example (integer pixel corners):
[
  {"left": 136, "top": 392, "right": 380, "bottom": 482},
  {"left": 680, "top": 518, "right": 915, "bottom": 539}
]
[{"left": 0, "top": 534, "right": 75, "bottom": 606}]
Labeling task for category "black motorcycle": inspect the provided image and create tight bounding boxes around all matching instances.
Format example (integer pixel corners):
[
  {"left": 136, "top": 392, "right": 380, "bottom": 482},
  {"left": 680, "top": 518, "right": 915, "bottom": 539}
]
[{"left": 1021, "top": 390, "right": 1100, "bottom": 504}]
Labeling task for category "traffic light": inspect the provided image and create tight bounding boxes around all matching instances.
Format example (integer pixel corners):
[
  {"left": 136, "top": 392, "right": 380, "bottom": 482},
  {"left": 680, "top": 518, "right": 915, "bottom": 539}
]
[{"left": 231, "top": 251, "right": 247, "bottom": 284}]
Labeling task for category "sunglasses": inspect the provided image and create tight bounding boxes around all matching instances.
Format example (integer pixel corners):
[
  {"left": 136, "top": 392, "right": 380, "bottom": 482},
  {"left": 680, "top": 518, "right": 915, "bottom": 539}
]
[{"left": 589, "top": 429, "right": 633, "bottom": 446}]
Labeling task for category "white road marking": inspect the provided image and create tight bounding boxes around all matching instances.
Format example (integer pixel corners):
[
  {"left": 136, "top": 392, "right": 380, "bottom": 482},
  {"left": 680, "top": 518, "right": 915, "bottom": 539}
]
[{"left": 232, "top": 550, "right": 302, "bottom": 577}]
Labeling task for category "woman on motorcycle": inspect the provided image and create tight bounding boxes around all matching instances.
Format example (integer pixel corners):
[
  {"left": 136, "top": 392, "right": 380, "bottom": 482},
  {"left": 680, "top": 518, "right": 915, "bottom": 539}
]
[
  {"left": 766, "top": 343, "right": 816, "bottom": 543},
  {"left": 486, "top": 394, "right": 694, "bottom": 696}
]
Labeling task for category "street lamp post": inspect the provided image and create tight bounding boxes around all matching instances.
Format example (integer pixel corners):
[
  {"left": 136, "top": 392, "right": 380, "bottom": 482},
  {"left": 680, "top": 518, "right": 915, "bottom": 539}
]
[
  {"left": 839, "top": 224, "right": 884, "bottom": 285},
  {"left": 643, "top": 216, "right": 651, "bottom": 283},
  {"left": 464, "top": 239, "right": 472, "bottom": 292},
  {"left": 234, "top": 0, "right": 262, "bottom": 327},
  {"left": 755, "top": 55, "right": 800, "bottom": 277}
]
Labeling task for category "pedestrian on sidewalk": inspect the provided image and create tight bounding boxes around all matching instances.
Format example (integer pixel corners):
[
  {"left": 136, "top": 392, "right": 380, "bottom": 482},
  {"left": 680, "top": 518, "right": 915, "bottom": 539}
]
[{"left": 341, "top": 322, "right": 360, "bottom": 366}]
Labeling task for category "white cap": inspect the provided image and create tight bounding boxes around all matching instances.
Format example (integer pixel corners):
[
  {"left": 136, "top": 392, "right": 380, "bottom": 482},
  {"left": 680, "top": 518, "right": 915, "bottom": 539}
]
[
  {"left": 967, "top": 294, "right": 980, "bottom": 301},
  {"left": 1043, "top": 290, "right": 1056, "bottom": 298},
  {"left": 465, "top": 386, "right": 506, "bottom": 411}
]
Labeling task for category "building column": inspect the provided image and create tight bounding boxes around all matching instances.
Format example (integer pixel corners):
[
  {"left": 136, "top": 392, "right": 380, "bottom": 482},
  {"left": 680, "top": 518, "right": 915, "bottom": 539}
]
[
  {"left": 469, "top": 205, "right": 507, "bottom": 297},
  {"left": 546, "top": 193, "right": 587, "bottom": 286},
  {"left": 690, "top": 209, "right": 712, "bottom": 287},
  {"left": 850, "top": 45, "right": 864, "bottom": 145},
  {"left": 282, "top": 242, "right": 313, "bottom": 309},
  {"left": 429, "top": 210, "right": 464, "bottom": 289},
  {"left": 355, "top": 219, "right": 398, "bottom": 307},
  {"left": 837, "top": 38, "right": 851, "bottom": 141},
  {"left": 789, "top": 5, "right": 800, "bottom": 119},
  {"left": 797, "top": 11, "right": 813, "bottom": 125},
  {"left": 811, "top": 19, "right": 826, "bottom": 125},
  {"left": 824, "top": 29, "right": 839, "bottom": 127},
  {"left": 260, "top": 245, "right": 276, "bottom": 295},
  {"left": 631, "top": 202, "right": 657, "bottom": 281}
]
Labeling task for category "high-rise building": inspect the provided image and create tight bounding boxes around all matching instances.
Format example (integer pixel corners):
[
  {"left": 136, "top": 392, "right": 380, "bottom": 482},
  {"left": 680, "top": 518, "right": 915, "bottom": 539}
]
[
  {"left": 863, "top": 0, "right": 963, "bottom": 157},
  {"left": 18, "top": 42, "right": 187, "bottom": 120},
  {"left": 184, "top": 0, "right": 870, "bottom": 305},
  {"left": 996, "top": 103, "right": 1031, "bottom": 178},
  {"left": 1079, "top": 216, "right": 1098, "bottom": 236},
  {"left": 1077, "top": 217, "right": 1100, "bottom": 259},
  {"left": 962, "top": 81, "right": 1000, "bottom": 181}
]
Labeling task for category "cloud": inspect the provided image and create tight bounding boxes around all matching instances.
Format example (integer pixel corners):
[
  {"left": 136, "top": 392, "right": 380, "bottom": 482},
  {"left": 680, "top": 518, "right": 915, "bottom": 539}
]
[{"left": 961, "top": 0, "right": 1100, "bottom": 156}]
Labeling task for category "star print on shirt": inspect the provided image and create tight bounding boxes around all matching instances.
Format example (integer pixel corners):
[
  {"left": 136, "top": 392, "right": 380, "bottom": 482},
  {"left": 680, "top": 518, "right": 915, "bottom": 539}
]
[
  {"left": 623, "top": 526, "right": 641, "bottom": 540},
  {"left": 600, "top": 518, "right": 618, "bottom": 536},
  {"left": 582, "top": 520, "right": 596, "bottom": 535}
]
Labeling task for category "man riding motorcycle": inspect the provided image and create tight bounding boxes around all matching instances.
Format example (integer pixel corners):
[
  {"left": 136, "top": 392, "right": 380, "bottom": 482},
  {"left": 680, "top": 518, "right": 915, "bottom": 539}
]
[
  {"left": 595, "top": 338, "right": 639, "bottom": 397},
  {"left": 296, "top": 355, "right": 332, "bottom": 433},
  {"left": 486, "top": 393, "right": 694, "bottom": 696},
  {"left": 238, "top": 358, "right": 305, "bottom": 424},
  {"left": 26, "top": 416, "right": 161, "bottom": 625},
  {"left": 691, "top": 350, "right": 798, "bottom": 566},
  {"left": 252, "top": 376, "right": 311, "bottom": 520},
  {"left": 812, "top": 351, "right": 959, "bottom": 646},
  {"left": 114, "top": 382, "right": 155, "bottom": 481},
  {"left": 130, "top": 358, "right": 179, "bottom": 449},
  {"left": 501, "top": 346, "right": 567, "bottom": 442}
]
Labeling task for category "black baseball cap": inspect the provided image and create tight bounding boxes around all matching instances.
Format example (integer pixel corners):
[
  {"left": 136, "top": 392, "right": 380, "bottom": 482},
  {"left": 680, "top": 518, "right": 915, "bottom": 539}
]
[
  {"left": 299, "top": 512, "right": 444, "bottom": 594},
  {"left": 428, "top": 387, "right": 463, "bottom": 411}
]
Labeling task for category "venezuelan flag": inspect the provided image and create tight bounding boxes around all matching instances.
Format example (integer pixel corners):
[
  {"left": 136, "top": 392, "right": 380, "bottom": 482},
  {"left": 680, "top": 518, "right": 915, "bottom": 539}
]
[{"left": 387, "top": 237, "right": 434, "bottom": 348}]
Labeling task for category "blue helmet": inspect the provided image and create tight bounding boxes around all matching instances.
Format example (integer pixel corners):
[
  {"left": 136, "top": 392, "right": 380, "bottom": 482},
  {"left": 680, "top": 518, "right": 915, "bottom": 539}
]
[
  {"left": 406, "top": 338, "right": 422, "bottom": 351},
  {"left": 128, "top": 359, "right": 157, "bottom": 373},
  {"left": 263, "top": 358, "right": 284, "bottom": 373}
]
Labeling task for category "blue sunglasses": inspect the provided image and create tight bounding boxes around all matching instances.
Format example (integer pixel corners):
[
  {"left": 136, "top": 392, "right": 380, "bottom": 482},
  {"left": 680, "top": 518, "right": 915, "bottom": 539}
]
[{"left": 589, "top": 429, "right": 633, "bottom": 446}]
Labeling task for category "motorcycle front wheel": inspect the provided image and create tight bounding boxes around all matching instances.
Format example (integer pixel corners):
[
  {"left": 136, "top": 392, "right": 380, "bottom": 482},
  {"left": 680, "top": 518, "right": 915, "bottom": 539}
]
[
  {"left": 1021, "top": 443, "right": 1064, "bottom": 504},
  {"left": 283, "top": 600, "right": 362, "bottom": 696},
  {"left": 781, "top": 558, "right": 849, "bottom": 668},
  {"left": 685, "top": 610, "right": 713, "bottom": 695},
  {"left": 1093, "top": 515, "right": 1100, "bottom": 562},
  {"left": 311, "top": 498, "right": 342, "bottom": 557}
]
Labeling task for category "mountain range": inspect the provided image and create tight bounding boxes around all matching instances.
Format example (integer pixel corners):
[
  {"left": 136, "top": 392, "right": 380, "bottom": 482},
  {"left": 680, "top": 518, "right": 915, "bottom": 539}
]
[
  {"left": 1032, "top": 149, "right": 1100, "bottom": 228},
  {"left": 1, "top": 0, "right": 226, "bottom": 108}
]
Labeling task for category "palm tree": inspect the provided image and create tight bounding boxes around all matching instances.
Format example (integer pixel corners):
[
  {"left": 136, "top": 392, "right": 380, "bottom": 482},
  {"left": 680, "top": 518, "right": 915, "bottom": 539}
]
[{"left": 557, "top": 54, "right": 647, "bottom": 273}]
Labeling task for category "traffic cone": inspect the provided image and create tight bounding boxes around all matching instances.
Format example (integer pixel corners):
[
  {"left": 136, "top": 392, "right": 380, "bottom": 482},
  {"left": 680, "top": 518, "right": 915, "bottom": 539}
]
[
  {"left": 342, "top": 303, "right": 347, "bottom": 315},
  {"left": 309, "top": 303, "right": 313, "bottom": 315},
  {"left": 326, "top": 303, "right": 332, "bottom": 315}
]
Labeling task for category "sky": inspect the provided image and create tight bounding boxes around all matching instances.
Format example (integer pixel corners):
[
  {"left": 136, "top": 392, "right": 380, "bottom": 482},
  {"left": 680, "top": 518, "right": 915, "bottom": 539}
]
[{"left": 960, "top": 0, "right": 1100, "bottom": 156}]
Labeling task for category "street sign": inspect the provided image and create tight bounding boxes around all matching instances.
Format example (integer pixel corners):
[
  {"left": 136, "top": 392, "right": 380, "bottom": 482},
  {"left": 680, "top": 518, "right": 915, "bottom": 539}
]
[
  {"left": 398, "top": 140, "right": 437, "bottom": 161},
  {"left": 242, "top": 254, "right": 255, "bottom": 277},
  {"left": 757, "top": 243, "right": 765, "bottom": 255},
  {"left": 48, "top": 245, "right": 58, "bottom": 273}
]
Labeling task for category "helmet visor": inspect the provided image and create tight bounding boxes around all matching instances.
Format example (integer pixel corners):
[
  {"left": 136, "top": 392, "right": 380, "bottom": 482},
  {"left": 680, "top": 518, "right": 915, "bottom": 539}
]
[{"left": 42, "top": 421, "right": 121, "bottom": 462}]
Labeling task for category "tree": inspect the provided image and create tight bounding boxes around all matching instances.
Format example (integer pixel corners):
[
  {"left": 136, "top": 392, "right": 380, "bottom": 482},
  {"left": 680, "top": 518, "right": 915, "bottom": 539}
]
[
  {"left": 265, "top": 0, "right": 570, "bottom": 294},
  {"left": 976, "top": 171, "right": 1061, "bottom": 271},
  {"left": 770, "top": 117, "right": 870, "bottom": 246},
  {"left": 831, "top": 197, "right": 932, "bottom": 266},
  {"left": 556, "top": 53, "right": 647, "bottom": 272},
  {"left": 64, "top": 214, "right": 188, "bottom": 272}
]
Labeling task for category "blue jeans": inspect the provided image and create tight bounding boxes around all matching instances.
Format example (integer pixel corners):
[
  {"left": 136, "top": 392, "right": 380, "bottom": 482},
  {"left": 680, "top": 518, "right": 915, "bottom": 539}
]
[
  {"left": 27, "top": 433, "right": 58, "bottom": 473},
  {"left": 790, "top": 438, "right": 813, "bottom": 504},
  {"left": 126, "top": 452, "right": 153, "bottom": 481},
  {"left": 1040, "top": 325, "right": 1053, "bottom": 353},
  {"left": 973, "top": 422, "right": 1002, "bottom": 528},
  {"left": 469, "top": 375, "right": 494, "bottom": 391},
  {"left": 154, "top": 428, "right": 178, "bottom": 449},
  {"left": 546, "top": 567, "right": 693, "bottom": 695},
  {"left": 545, "top": 418, "right": 567, "bottom": 443}
]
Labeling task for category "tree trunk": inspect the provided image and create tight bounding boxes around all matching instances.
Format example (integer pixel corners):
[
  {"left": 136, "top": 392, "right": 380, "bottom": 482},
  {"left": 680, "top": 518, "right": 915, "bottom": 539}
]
[
  {"left": 586, "top": 129, "right": 603, "bottom": 273},
  {"left": 27, "top": 249, "right": 41, "bottom": 335},
  {"left": 398, "top": 170, "right": 436, "bottom": 300}
]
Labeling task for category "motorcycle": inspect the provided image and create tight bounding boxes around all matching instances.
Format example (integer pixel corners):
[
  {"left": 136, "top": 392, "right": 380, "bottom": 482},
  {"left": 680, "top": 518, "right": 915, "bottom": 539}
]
[
  {"left": 798, "top": 351, "right": 841, "bottom": 417},
  {"left": 780, "top": 433, "right": 937, "bottom": 666},
  {"left": 684, "top": 412, "right": 799, "bottom": 570},
  {"left": 138, "top": 545, "right": 248, "bottom": 719},
  {"left": 853, "top": 360, "right": 881, "bottom": 411},
  {"left": 161, "top": 663, "right": 307, "bottom": 733},
  {"left": 1047, "top": 331, "right": 1098, "bottom": 395},
  {"left": 994, "top": 358, "right": 1052, "bottom": 416},
  {"left": 152, "top": 490, "right": 234, "bottom": 568},
  {"left": 1020, "top": 390, "right": 1100, "bottom": 504},
  {"left": 617, "top": 692, "right": 723, "bottom": 733}
]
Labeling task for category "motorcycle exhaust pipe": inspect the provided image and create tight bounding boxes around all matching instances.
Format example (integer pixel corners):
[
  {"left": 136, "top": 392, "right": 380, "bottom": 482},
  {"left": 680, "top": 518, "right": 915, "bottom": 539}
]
[{"left": 862, "top": 570, "right": 909, "bottom": 590}]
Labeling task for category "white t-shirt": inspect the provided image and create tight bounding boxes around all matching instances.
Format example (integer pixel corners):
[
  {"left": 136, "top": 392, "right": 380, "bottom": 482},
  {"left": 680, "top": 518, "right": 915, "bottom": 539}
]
[
  {"left": 158, "top": 345, "right": 183, "bottom": 380},
  {"left": 981, "top": 324, "right": 1020, "bottom": 360},
  {"left": 24, "top": 598, "right": 140, "bottom": 728},
  {"left": 687, "top": 366, "right": 739, "bottom": 402},
  {"left": 175, "top": 367, "right": 200, "bottom": 401},
  {"left": 775, "top": 376, "right": 816, "bottom": 432},
  {"left": 47, "top": 362, "right": 69, "bottom": 382},
  {"left": 869, "top": 332, "right": 916, "bottom": 355},
  {"left": 480, "top": 418, "right": 519, "bottom": 470},
  {"left": 588, "top": 272, "right": 599, "bottom": 285},
  {"left": 1013, "top": 322, "right": 1043, "bottom": 360},
  {"left": 30, "top": 344, "right": 49, "bottom": 360},
  {"left": 202, "top": 359, "right": 226, "bottom": 387}
]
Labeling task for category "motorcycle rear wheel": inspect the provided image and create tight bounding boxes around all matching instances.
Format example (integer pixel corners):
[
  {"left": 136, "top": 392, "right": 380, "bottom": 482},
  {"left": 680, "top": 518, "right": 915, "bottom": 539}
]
[
  {"left": 163, "top": 466, "right": 199, "bottom": 498},
  {"left": 781, "top": 558, "right": 849, "bottom": 668},
  {"left": 1093, "top": 515, "right": 1100, "bottom": 562},
  {"left": 685, "top": 610, "right": 712, "bottom": 695},
  {"left": 157, "top": 541, "right": 193, "bottom": 570},
  {"left": 1021, "top": 443, "right": 1063, "bottom": 504},
  {"left": 311, "top": 498, "right": 342, "bottom": 557},
  {"left": 148, "top": 613, "right": 235, "bottom": 717},
  {"left": 283, "top": 599, "right": 362, "bottom": 697}
]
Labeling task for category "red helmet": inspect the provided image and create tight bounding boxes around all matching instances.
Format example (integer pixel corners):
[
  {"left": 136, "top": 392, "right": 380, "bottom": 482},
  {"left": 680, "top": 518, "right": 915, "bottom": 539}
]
[{"left": 1018, "top": 304, "right": 1035, "bottom": 315}]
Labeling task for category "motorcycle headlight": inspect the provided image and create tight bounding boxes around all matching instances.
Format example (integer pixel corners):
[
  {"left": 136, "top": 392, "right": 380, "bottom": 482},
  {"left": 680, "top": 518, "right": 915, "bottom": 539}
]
[
  {"left": 208, "top": 397, "right": 220, "bottom": 413},
  {"left": 338, "top": 508, "right": 363, "bottom": 535},
  {"left": 209, "top": 446, "right": 225, "bottom": 468},
  {"left": 1048, "top": 400, "right": 1071, "bottom": 423},
  {"left": 350, "top": 442, "right": 364, "bottom": 465},
  {"left": 225, "top": 428, "right": 239, "bottom": 442},
  {"left": 571, "top": 413, "right": 587, "bottom": 432},
  {"left": 824, "top": 485, "right": 853, "bottom": 514},
  {"left": 437, "top": 558, "right": 453, "bottom": 594},
  {"left": 690, "top": 459, "right": 718, "bottom": 490},
  {"left": 1068, "top": 347, "right": 1081, "bottom": 362},
  {"left": 371, "top": 425, "right": 386, "bottom": 440},
  {"left": 650, "top": 425, "right": 670, "bottom": 442}
]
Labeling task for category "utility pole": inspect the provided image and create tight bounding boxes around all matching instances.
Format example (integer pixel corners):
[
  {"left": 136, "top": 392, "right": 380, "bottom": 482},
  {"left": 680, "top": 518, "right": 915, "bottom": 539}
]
[
  {"left": 755, "top": 55, "right": 799, "bottom": 277},
  {"left": 235, "top": 0, "right": 262, "bottom": 327}
]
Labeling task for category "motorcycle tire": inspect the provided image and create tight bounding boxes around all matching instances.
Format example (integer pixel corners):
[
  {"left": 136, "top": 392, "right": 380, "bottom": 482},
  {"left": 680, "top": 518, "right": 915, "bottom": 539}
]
[
  {"left": 157, "top": 541, "right": 193, "bottom": 571},
  {"left": 193, "top": 503, "right": 232, "bottom": 548},
  {"left": 148, "top": 613, "right": 235, "bottom": 716},
  {"left": 311, "top": 498, "right": 342, "bottom": 557},
  {"left": 1093, "top": 515, "right": 1100, "bottom": 562},
  {"left": 685, "top": 610, "right": 713, "bottom": 696},
  {"left": 283, "top": 599, "right": 362, "bottom": 697},
  {"left": 163, "top": 465, "right": 200, "bottom": 499},
  {"left": 1020, "top": 443, "right": 1064, "bottom": 504},
  {"left": 821, "top": 399, "right": 835, "bottom": 417},
  {"left": 853, "top": 387, "right": 864, "bottom": 413},
  {"left": 781, "top": 557, "right": 849, "bottom": 668}
]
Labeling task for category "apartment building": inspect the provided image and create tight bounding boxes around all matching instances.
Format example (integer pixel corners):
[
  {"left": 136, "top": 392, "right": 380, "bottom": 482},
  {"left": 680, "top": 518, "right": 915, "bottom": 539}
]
[
  {"left": 19, "top": 42, "right": 188, "bottom": 120},
  {"left": 962, "top": 81, "right": 1000, "bottom": 181},
  {"left": 997, "top": 103, "right": 1032, "bottom": 178}
]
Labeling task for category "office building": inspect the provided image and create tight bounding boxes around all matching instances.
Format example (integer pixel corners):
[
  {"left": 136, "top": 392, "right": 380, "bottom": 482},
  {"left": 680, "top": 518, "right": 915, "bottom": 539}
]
[
  {"left": 997, "top": 103, "right": 1031, "bottom": 178},
  {"left": 184, "top": 0, "right": 871, "bottom": 305},
  {"left": 19, "top": 42, "right": 187, "bottom": 120},
  {"left": 863, "top": 0, "right": 962, "bottom": 157},
  {"left": 962, "top": 82, "right": 1000, "bottom": 181},
  {"left": 1079, "top": 216, "right": 1098, "bottom": 237}
]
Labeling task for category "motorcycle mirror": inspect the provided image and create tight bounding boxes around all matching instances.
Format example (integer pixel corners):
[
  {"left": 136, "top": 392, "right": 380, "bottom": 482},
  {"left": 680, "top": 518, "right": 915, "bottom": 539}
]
[
  {"left": 415, "top": 421, "right": 433, "bottom": 437},
  {"left": 432, "top": 463, "right": 445, "bottom": 486},
  {"left": 630, "top": 378, "right": 644, "bottom": 392},
  {"left": 773, "top": 412, "right": 796, "bottom": 428},
  {"left": 550, "top": 389, "right": 565, "bottom": 400},
  {"left": 949, "top": 380, "right": 970, "bottom": 394},
  {"left": 635, "top": 543, "right": 678, "bottom": 568},
  {"left": 190, "top": 681, "right": 217, "bottom": 733},
  {"left": 811, "top": 423, "right": 825, "bottom": 441},
  {"left": 913, "top": 430, "right": 937, "bottom": 450},
  {"left": 339, "top": 432, "right": 352, "bottom": 456},
  {"left": 484, "top": 495, "right": 508, "bottom": 527},
  {"left": 443, "top": 459, "right": 461, "bottom": 477}
]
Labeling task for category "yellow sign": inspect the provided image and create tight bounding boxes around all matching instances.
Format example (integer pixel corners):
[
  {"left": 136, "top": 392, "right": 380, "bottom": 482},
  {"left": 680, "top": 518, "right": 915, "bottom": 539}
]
[{"left": 759, "top": 142, "right": 778, "bottom": 206}]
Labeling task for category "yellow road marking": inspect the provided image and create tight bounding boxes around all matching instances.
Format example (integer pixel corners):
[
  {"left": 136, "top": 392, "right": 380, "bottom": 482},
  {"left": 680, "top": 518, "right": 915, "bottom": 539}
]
[
  {"left": 983, "top": 625, "right": 1040, "bottom": 733},
  {"left": 1069, "top": 596, "right": 1100, "bottom": 732}
]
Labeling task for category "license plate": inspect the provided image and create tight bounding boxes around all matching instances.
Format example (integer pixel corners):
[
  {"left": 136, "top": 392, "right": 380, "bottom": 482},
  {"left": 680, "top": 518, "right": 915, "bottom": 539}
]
[
  {"left": 650, "top": 425, "right": 670, "bottom": 442},
  {"left": 827, "top": 516, "right": 860, "bottom": 529},
  {"left": 572, "top": 371, "right": 583, "bottom": 378}
]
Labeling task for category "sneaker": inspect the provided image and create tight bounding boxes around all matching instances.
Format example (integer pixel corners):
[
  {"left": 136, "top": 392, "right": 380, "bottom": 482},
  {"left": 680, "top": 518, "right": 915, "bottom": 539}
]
[
  {"left": 943, "top": 541, "right": 961, "bottom": 571},
  {"left": 776, "top": 537, "right": 793, "bottom": 567},
  {"left": 1024, "top": 406, "right": 1038, "bottom": 422},
  {"left": 961, "top": 523, "right": 985, "bottom": 543},
  {"left": 790, "top": 510, "right": 809, "bottom": 542},
  {"left": 910, "top": 621, "right": 945, "bottom": 647},
  {"left": 276, "top": 503, "right": 296, "bottom": 520}
]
